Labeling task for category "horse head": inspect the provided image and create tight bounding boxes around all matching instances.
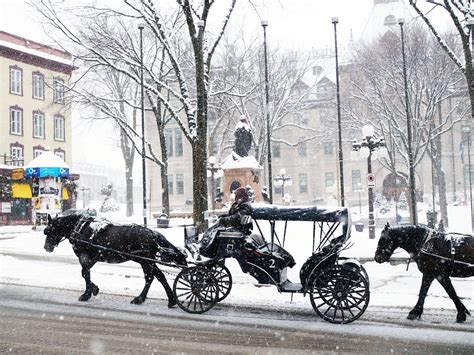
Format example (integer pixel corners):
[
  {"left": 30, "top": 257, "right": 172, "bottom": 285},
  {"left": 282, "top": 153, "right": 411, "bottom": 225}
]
[
  {"left": 44, "top": 214, "right": 77, "bottom": 252},
  {"left": 374, "top": 222, "right": 398, "bottom": 263}
]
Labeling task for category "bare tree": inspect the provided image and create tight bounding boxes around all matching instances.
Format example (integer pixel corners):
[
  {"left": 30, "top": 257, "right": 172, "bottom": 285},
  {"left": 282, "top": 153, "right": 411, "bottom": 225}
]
[
  {"left": 345, "top": 25, "right": 465, "bottom": 224},
  {"left": 32, "top": 0, "right": 237, "bottom": 229},
  {"left": 409, "top": 0, "right": 473, "bottom": 119}
]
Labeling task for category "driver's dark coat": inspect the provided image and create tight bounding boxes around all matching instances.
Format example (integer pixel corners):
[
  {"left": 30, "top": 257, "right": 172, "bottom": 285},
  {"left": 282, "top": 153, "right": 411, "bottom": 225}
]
[{"left": 219, "top": 201, "right": 252, "bottom": 231}]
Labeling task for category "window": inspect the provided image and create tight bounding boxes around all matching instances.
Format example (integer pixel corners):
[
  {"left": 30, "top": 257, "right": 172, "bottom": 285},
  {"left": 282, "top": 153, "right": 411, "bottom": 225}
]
[
  {"left": 33, "top": 111, "right": 45, "bottom": 138},
  {"left": 32, "top": 72, "right": 45, "bottom": 99},
  {"left": 176, "top": 173, "right": 184, "bottom": 195},
  {"left": 10, "top": 143, "right": 24, "bottom": 166},
  {"left": 272, "top": 143, "right": 281, "bottom": 158},
  {"left": 168, "top": 174, "right": 173, "bottom": 195},
  {"left": 325, "top": 172, "right": 335, "bottom": 187},
  {"left": 175, "top": 128, "right": 183, "bottom": 157},
  {"left": 324, "top": 142, "right": 333, "bottom": 155},
  {"left": 53, "top": 78, "right": 65, "bottom": 104},
  {"left": 33, "top": 146, "right": 45, "bottom": 158},
  {"left": 54, "top": 115, "right": 65, "bottom": 141},
  {"left": 54, "top": 149, "right": 65, "bottom": 161},
  {"left": 352, "top": 170, "right": 362, "bottom": 191},
  {"left": 165, "top": 128, "right": 173, "bottom": 157},
  {"left": 299, "top": 173, "right": 308, "bottom": 193},
  {"left": 10, "top": 65, "right": 22, "bottom": 95},
  {"left": 298, "top": 137, "right": 306, "bottom": 157},
  {"left": 10, "top": 106, "right": 23, "bottom": 135}
]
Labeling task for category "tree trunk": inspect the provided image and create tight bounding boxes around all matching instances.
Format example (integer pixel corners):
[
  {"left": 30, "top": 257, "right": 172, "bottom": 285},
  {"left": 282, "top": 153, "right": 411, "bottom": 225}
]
[
  {"left": 125, "top": 163, "right": 134, "bottom": 217},
  {"left": 437, "top": 167, "right": 448, "bottom": 227},
  {"left": 159, "top": 126, "right": 170, "bottom": 216}
]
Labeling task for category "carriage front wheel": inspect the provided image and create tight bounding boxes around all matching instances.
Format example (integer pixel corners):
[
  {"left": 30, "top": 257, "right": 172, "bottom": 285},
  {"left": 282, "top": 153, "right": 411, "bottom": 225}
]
[
  {"left": 173, "top": 267, "right": 218, "bottom": 314},
  {"left": 212, "top": 264, "right": 232, "bottom": 302},
  {"left": 309, "top": 264, "right": 370, "bottom": 324}
]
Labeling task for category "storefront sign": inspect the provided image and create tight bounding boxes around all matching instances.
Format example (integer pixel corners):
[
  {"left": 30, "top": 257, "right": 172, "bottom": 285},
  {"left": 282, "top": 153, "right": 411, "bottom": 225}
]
[{"left": 1, "top": 202, "right": 11, "bottom": 213}]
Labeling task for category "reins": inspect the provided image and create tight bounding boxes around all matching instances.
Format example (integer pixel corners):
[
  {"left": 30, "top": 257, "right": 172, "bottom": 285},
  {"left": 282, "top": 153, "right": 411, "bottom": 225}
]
[{"left": 66, "top": 236, "right": 185, "bottom": 269}]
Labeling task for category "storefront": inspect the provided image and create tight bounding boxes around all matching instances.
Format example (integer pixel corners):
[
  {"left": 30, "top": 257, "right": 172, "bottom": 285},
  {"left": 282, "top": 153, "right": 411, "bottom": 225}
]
[{"left": 0, "top": 166, "right": 32, "bottom": 225}]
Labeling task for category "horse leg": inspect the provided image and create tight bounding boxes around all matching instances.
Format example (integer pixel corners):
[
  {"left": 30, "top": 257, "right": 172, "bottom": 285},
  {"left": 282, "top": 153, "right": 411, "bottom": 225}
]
[
  {"left": 407, "top": 274, "right": 434, "bottom": 320},
  {"left": 79, "top": 260, "right": 99, "bottom": 301},
  {"left": 437, "top": 276, "right": 471, "bottom": 323},
  {"left": 131, "top": 263, "right": 154, "bottom": 305},
  {"left": 152, "top": 265, "right": 176, "bottom": 308}
]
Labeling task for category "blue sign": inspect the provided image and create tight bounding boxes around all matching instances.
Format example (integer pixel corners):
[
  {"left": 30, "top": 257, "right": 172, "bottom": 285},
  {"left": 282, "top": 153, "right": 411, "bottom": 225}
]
[{"left": 25, "top": 167, "right": 69, "bottom": 178}]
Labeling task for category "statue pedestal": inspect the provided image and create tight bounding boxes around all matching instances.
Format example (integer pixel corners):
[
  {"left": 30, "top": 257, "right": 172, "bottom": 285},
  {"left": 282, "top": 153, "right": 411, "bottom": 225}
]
[{"left": 221, "top": 155, "right": 263, "bottom": 203}]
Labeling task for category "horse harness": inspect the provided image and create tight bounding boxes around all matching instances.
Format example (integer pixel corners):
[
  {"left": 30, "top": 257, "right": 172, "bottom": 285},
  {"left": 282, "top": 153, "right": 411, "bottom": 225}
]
[{"left": 412, "top": 229, "right": 472, "bottom": 271}]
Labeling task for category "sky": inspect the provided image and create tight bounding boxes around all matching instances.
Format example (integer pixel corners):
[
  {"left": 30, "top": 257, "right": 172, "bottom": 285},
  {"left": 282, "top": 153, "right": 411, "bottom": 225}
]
[{"left": 0, "top": 0, "right": 453, "bottom": 169}]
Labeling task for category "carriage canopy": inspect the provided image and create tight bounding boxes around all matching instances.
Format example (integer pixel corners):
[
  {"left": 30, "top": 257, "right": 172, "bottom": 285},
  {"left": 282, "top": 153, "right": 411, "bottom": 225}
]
[{"left": 250, "top": 204, "right": 349, "bottom": 224}]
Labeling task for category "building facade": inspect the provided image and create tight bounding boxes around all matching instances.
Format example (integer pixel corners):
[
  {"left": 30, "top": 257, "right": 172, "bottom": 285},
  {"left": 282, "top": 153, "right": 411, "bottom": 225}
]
[{"left": 0, "top": 31, "right": 73, "bottom": 167}]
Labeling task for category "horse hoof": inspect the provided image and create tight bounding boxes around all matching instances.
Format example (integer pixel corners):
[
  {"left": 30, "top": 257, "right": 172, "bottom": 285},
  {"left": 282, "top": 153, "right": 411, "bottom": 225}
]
[
  {"left": 92, "top": 286, "right": 99, "bottom": 296},
  {"left": 168, "top": 299, "right": 177, "bottom": 308},
  {"left": 407, "top": 312, "right": 421, "bottom": 320},
  {"left": 131, "top": 297, "right": 144, "bottom": 305},
  {"left": 78, "top": 294, "right": 91, "bottom": 302},
  {"left": 456, "top": 314, "right": 467, "bottom": 323}
]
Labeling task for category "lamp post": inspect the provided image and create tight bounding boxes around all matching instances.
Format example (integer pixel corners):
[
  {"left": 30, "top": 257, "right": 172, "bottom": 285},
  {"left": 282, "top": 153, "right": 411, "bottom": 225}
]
[
  {"left": 351, "top": 124, "right": 389, "bottom": 239},
  {"left": 332, "top": 16, "right": 345, "bottom": 207},
  {"left": 398, "top": 18, "right": 417, "bottom": 225},
  {"left": 261, "top": 19, "right": 273, "bottom": 204},
  {"left": 462, "top": 123, "right": 473, "bottom": 232},
  {"left": 274, "top": 168, "right": 292, "bottom": 198},
  {"left": 138, "top": 23, "right": 147, "bottom": 227},
  {"left": 207, "top": 156, "right": 223, "bottom": 211}
]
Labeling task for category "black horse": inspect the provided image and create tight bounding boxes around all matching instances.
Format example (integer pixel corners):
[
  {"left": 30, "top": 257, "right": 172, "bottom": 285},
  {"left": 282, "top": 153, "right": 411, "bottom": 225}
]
[
  {"left": 374, "top": 223, "right": 473, "bottom": 322},
  {"left": 44, "top": 211, "right": 187, "bottom": 307}
]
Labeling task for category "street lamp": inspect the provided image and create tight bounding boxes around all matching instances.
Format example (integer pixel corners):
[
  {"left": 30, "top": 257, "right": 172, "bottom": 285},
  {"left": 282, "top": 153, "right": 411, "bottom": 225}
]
[
  {"left": 462, "top": 123, "right": 473, "bottom": 232},
  {"left": 274, "top": 168, "right": 292, "bottom": 199},
  {"left": 261, "top": 19, "right": 273, "bottom": 204},
  {"left": 207, "top": 156, "right": 223, "bottom": 211},
  {"left": 398, "top": 17, "right": 417, "bottom": 225},
  {"left": 351, "top": 124, "right": 389, "bottom": 239},
  {"left": 138, "top": 23, "right": 147, "bottom": 228},
  {"left": 332, "top": 16, "right": 345, "bottom": 207}
]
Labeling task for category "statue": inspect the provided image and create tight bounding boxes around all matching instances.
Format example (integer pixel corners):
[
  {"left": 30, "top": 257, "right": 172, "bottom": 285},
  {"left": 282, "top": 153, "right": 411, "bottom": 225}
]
[{"left": 234, "top": 115, "right": 253, "bottom": 157}]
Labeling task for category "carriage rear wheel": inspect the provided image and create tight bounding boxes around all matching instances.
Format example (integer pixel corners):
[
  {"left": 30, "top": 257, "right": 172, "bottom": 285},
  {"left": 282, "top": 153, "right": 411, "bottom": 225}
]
[
  {"left": 309, "top": 264, "right": 370, "bottom": 324},
  {"left": 212, "top": 265, "right": 233, "bottom": 302},
  {"left": 173, "top": 267, "right": 218, "bottom": 314}
]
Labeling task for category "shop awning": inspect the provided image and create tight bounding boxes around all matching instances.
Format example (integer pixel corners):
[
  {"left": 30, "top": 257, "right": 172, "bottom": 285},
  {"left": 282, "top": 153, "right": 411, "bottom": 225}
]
[{"left": 12, "top": 183, "right": 32, "bottom": 198}]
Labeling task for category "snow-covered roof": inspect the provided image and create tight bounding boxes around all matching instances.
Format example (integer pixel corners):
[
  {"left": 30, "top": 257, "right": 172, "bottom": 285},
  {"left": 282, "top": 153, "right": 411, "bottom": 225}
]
[
  {"left": 221, "top": 154, "right": 262, "bottom": 170},
  {"left": 0, "top": 31, "right": 72, "bottom": 66},
  {"left": 25, "top": 151, "right": 69, "bottom": 169}
]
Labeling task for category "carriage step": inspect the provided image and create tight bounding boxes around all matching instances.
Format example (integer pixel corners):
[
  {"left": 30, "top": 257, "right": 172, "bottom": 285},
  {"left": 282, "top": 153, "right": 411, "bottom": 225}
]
[{"left": 280, "top": 281, "right": 303, "bottom": 292}]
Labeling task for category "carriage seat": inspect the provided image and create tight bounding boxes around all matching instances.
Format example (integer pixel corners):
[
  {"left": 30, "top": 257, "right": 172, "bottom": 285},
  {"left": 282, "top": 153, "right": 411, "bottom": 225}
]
[{"left": 244, "top": 234, "right": 296, "bottom": 268}]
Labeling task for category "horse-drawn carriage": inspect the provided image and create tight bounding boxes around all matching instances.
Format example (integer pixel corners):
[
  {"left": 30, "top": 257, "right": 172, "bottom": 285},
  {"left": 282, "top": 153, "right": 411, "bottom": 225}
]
[{"left": 173, "top": 205, "right": 370, "bottom": 324}]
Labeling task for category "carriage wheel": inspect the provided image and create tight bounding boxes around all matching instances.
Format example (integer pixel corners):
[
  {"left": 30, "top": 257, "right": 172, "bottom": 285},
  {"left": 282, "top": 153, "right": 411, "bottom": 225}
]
[
  {"left": 212, "top": 265, "right": 233, "bottom": 302},
  {"left": 309, "top": 264, "right": 370, "bottom": 324},
  {"left": 173, "top": 267, "right": 218, "bottom": 314}
]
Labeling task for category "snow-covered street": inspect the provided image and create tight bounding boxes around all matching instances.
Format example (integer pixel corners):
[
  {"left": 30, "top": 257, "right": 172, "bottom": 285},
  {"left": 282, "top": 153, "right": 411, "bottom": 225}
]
[{"left": 1, "top": 216, "right": 472, "bottom": 352}]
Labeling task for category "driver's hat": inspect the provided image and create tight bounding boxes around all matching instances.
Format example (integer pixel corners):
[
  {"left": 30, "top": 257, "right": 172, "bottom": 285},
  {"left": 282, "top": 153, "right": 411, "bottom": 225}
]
[{"left": 234, "top": 187, "right": 249, "bottom": 203}]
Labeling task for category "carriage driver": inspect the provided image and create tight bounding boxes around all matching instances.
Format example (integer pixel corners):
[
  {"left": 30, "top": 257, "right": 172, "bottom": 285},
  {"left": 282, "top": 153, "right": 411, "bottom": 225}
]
[{"left": 217, "top": 186, "right": 253, "bottom": 234}]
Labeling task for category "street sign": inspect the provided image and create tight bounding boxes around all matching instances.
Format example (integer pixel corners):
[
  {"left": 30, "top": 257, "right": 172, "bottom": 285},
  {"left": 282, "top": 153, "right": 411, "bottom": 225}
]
[{"left": 367, "top": 173, "right": 375, "bottom": 188}]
